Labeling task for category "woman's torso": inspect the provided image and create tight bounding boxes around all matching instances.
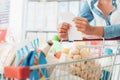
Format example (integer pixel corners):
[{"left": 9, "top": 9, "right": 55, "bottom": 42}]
[{"left": 87, "top": 0, "right": 120, "bottom": 26}]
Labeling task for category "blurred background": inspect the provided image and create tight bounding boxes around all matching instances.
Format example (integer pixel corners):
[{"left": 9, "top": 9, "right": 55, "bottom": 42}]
[{"left": 0, "top": 0, "right": 84, "bottom": 44}]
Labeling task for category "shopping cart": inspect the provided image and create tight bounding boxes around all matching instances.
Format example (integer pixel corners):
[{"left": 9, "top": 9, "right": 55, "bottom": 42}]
[{"left": 3, "top": 38, "right": 120, "bottom": 80}]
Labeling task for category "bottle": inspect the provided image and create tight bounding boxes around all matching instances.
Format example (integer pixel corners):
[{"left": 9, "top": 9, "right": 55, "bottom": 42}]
[
  {"left": 100, "top": 48, "right": 113, "bottom": 80},
  {"left": 50, "top": 35, "right": 62, "bottom": 56},
  {"left": 41, "top": 40, "right": 53, "bottom": 56},
  {"left": 89, "top": 41, "right": 102, "bottom": 57}
]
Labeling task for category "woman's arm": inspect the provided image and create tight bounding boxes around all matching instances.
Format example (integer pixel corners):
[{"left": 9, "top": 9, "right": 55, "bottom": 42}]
[
  {"left": 84, "top": 24, "right": 120, "bottom": 39},
  {"left": 73, "top": 17, "right": 120, "bottom": 39},
  {"left": 78, "top": 0, "right": 94, "bottom": 22},
  {"left": 73, "top": 17, "right": 104, "bottom": 37},
  {"left": 77, "top": 0, "right": 120, "bottom": 39},
  {"left": 104, "top": 24, "right": 120, "bottom": 38}
]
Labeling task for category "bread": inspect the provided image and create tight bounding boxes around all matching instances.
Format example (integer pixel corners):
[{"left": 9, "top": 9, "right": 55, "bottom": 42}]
[
  {"left": 67, "top": 44, "right": 101, "bottom": 80},
  {"left": 73, "top": 55, "right": 81, "bottom": 60}
]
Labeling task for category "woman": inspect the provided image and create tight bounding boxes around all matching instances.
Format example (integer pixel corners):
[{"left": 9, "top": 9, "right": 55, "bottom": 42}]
[
  {"left": 58, "top": 0, "right": 120, "bottom": 79},
  {"left": 57, "top": 0, "right": 120, "bottom": 40}
]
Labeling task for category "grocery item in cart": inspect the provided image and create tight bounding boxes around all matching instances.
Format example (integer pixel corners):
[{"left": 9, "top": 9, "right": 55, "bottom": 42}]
[
  {"left": 22, "top": 50, "right": 48, "bottom": 80},
  {"left": 54, "top": 51, "right": 61, "bottom": 59},
  {"left": 51, "top": 39, "right": 62, "bottom": 56},
  {"left": 41, "top": 40, "right": 53, "bottom": 56},
  {"left": 0, "top": 44, "right": 15, "bottom": 73},
  {"left": 100, "top": 48, "right": 113, "bottom": 80},
  {"left": 59, "top": 48, "right": 69, "bottom": 62},
  {"left": 67, "top": 44, "right": 102, "bottom": 80},
  {"left": 50, "top": 69, "right": 84, "bottom": 80},
  {"left": 0, "top": 28, "right": 7, "bottom": 43},
  {"left": 90, "top": 41, "right": 102, "bottom": 57},
  {"left": 21, "top": 40, "right": 53, "bottom": 80}
]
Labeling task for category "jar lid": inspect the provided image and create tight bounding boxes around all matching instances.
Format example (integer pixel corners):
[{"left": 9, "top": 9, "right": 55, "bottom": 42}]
[
  {"left": 62, "top": 48, "right": 69, "bottom": 54},
  {"left": 104, "top": 48, "right": 113, "bottom": 54}
]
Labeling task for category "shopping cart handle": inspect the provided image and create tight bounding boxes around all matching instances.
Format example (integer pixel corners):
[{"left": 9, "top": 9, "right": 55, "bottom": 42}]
[
  {"left": 4, "top": 66, "right": 30, "bottom": 79},
  {"left": 60, "top": 37, "right": 120, "bottom": 42},
  {"left": 82, "top": 37, "right": 120, "bottom": 41}
]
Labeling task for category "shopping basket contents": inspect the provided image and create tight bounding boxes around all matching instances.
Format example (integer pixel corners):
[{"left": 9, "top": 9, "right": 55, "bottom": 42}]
[
  {"left": 22, "top": 50, "right": 48, "bottom": 79},
  {"left": 6, "top": 38, "right": 52, "bottom": 80},
  {"left": 4, "top": 66, "right": 30, "bottom": 79},
  {"left": 0, "top": 43, "right": 16, "bottom": 76},
  {"left": 59, "top": 48, "right": 69, "bottom": 62},
  {"left": 0, "top": 28, "right": 7, "bottom": 43},
  {"left": 100, "top": 48, "right": 113, "bottom": 80},
  {"left": 67, "top": 44, "right": 101, "bottom": 80},
  {"left": 3, "top": 39, "right": 120, "bottom": 80},
  {"left": 0, "top": 44, "right": 15, "bottom": 67},
  {"left": 21, "top": 40, "right": 53, "bottom": 80}
]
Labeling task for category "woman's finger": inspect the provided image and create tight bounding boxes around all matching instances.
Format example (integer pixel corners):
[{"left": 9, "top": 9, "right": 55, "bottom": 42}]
[
  {"left": 73, "top": 17, "right": 88, "bottom": 22},
  {"left": 58, "top": 33, "right": 68, "bottom": 38},
  {"left": 74, "top": 20, "right": 86, "bottom": 25},
  {"left": 58, "top": 28, "right": 67, "bottom": 33},
  {"left": 58, "top": 25, "right": 70, "bottom": 32},
  {"left": 75, "top": 23, "right": 85, "bottom": 29},
  {"left": 62, "top": 22, "right": 70, "bottom": 26},
  {"left": 60, "top": 22, "right": 71, "bottom": 29}
]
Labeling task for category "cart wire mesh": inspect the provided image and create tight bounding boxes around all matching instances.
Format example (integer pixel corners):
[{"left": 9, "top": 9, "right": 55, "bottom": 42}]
[{"left": 3, "top": 39, "right": 120, "bottom": 80}]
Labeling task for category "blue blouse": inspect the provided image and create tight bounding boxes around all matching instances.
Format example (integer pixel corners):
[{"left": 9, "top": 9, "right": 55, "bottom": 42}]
[{"left": 78, "top": 0, "right": 120, "bottom": 38}]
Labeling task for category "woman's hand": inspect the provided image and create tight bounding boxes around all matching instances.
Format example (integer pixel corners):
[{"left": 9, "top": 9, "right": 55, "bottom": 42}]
[
  {"left": 57, "top": 22, "right": 71, "bottom": 40},
  {"left": 73, "top": 17, "right": 93, "bottom": 35},
  {"left": 73, "top": 17, "right": 104, "bottom": 37}
]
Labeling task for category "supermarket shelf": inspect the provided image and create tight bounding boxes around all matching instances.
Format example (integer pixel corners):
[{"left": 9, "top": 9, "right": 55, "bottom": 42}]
[
  {"left": 25, "top": 29, "right": 57, "bottom": 40},
  {"left": 29, "top": 0, "right": 81, "bottom": 2}
]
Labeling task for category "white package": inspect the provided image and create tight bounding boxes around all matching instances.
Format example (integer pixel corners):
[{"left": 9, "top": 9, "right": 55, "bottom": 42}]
[{"left": 60, "top": 12, "right": 82, "bottom": 41}]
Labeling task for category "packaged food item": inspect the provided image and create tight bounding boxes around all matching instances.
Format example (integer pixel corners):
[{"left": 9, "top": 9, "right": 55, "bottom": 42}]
[
  {"left": 59, "top": 48, "right": 69, "bottom": 62},
  {"left": 54, "top": 51, "right": 61, "bottom": 59},
  {"left": 100, "top": 48, "right": 113, "bottom": 80},
  {"left": 0, "top": 28, "right": 7, "bottom": 43},
  {"left": 41, "top": 40, "right": 53, "bottom": 56},
  {"left": 67, "top": 44, "right": 101, "bottom": 80},
  {"left": 89, "top": 41, "right": 102, "bottom": 57}
]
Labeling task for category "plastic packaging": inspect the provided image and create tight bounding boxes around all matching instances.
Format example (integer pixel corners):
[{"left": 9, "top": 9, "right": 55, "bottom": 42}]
[
  {"left": 89, "top": 41, "right": 102, "bottom": 57},
  {"left": 104, "top": 48, "right": 113, "bottom": 69},
  {"left": 67, "top": 44, "right": 101, "bottom": 80},
  {"left": 0, "top": 28, "right": 7, "bottom": 43},
  {"left": 41, "top": 40, "right": 53, "bottom": 56},
  {"left": 50, "top": 35, "right": 62, "bottom": 56},
  {"left": 101, "top": 48, "right": 113, "bottom": 80},
  {"left": 59, "top": 48, "right": 69, "bottom": 62}
]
